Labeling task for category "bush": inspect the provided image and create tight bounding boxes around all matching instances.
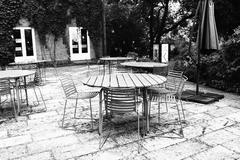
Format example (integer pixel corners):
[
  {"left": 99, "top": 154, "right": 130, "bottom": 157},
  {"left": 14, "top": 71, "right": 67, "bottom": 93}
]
[
  {"left": 0, "top": 0, "right": 22, "bottom": 68},
  {"left": 173, "top": 26, "right": 240, "bottom": 94}
]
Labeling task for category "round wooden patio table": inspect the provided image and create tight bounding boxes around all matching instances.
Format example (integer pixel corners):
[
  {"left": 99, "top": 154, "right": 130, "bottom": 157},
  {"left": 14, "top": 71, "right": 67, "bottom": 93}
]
[
  {"left": 121, "top": 61, "right": 168, "bottom": 73},
  {"left": 100, "top": 57, "right": 134, "bottom": 74},
  {"left": 82, "top": 73, "right": 167, "bottom": 133},
  {"left": 0, "top": 70, "right": 36, "bottom": 115},
  {"left": 9, "top": 60, "right": 50, "bottom": 83}
]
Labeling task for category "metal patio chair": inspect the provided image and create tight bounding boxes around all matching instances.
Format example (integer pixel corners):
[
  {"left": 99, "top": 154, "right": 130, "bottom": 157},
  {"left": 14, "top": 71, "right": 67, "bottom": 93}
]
[
  {"left": 99, "top": 87, "right": 142, "bottom": 153},
  {"left": 59, "top": 74, "right": 99, "bottom": 128},
  {"left": 18, "top": 69, "right": 47, "bottom": 112},
  {"left": 148, "top": 70, "right": 187, "bottom": 135},
  {"left": 0, "top": 80, "right": 17, "bottom": 119}
]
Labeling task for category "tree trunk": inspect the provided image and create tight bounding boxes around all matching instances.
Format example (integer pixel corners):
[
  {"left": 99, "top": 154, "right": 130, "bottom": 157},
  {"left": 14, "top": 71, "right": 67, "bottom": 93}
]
[
  {"left": 149, "top": 1, "right": 154, "bottom": 59},
  {"left": 102, "top": 0, "right": 107, "bottom": 57},
  {"left": 53, "top": 37, "right": 57, "bottom": 63}
]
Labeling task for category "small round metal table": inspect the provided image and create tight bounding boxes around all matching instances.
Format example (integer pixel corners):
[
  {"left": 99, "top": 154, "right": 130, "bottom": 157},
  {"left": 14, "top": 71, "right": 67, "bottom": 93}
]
[
  {"left": 121, "top": 61, "right": 168, "bottom": 73},
  {"left": 0, "top": 70, "right": 36, "bottom": 115},
  {"left": 100, "top": 57, "right": 134, "bottom": 74},
  {"left": 8, "top": 60, "right": 50, "bottom": 83}
]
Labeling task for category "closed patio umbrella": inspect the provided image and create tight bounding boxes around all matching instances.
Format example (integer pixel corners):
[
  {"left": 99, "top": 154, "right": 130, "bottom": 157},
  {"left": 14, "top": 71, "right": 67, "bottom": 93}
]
[{"left": 196, "top": 0, "right": 220, "bottom": 94}]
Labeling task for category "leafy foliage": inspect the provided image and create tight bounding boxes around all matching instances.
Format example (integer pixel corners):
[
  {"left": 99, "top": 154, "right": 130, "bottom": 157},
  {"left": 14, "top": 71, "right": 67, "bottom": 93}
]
[
  {"left": 105, "top": 1, "right": 148, "bottom": 56},
  {"left": 174, "top": 26, "right": 240, "bottom": 93},
  {"left": 104, "top": 0, "right": 198, "bottom": 57},
  {"left": 22, "top": 0, "right": 69, "bottom": 44},
  {"left": 214, "top": 0, "right": 240, "bottom": 38},
  {"left": 0, "top": 0, "right": 22, "bottom": 67},
  {"left": 21, "top": 0, "right": 103, "bottom": 61},
  {"left": 71, "top": 0, "right": 103, "bottom": 41}
]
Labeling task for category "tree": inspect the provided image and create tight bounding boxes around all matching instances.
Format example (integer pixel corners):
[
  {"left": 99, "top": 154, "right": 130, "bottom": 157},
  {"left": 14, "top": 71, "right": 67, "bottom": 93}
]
[
  {"left": 214, "top": 0, "right": 240, "bottom": 39},
  {"left": 71, "top": 0, "right": 103, "bottom": 57},
  {"left": 105, "top": 0, "right": 148, "bottom": 56},
  {"left": 104, "top": 0, "right": 198, "bottom": 58},
  {"left": 139, "top": 0, "right": 199, "bottom": 58},
  {"left": 71, "top": 0, "right": 103, "bottom": 41}
]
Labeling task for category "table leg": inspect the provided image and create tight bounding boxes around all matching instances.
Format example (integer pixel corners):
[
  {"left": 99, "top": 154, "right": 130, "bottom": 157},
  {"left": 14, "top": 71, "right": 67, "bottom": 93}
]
[
  {"left": 42, "top": 62, "right": 47, "bottom": 83},
  {"left": 24, "top": 77, "right": 29, "bottom": 107},
  {"left": 142, "top": 88, "right": 149, "bottom": 133},
  {"left": 108, "top": 61, "right": 111, "bottom": 74},
  {"left": 15, "top": 79, "right": 21, "bottom": 115},
  {"left": 99, "top": 89, "right": 103, "bottom": 135},
  {"left": 87, "top": 60, "right": 90, "bottom": 77},
  {"left": 103, "top": 61, "right": 106, "bottom": 75}
]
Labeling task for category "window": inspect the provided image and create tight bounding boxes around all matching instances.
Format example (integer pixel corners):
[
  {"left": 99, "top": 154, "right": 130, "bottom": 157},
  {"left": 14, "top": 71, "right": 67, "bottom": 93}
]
[
  {"left": 13, "top": 29, "right": 23, "bottom": 57},
  {"left": 69, "top": 27, "right": 90, "bottom": 61},
  {"left": 24, "top": 29, "right": 34, "bottom": 56},
  {"left": 81, "top": 29, "right": 88, "bottom": 53},
  {"left": 13, "top": 27, "right": 36, "bottom": 62}
]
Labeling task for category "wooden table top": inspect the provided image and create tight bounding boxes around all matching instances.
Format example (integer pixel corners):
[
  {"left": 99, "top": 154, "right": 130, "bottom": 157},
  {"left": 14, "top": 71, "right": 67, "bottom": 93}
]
[
  {"left": 100, "top": 57, "right": 134, "bottom": 61},
  {"left": 9, "top": 60, "right": 50, "bottom": 66},
  {"left": 82, "top": 73, "right": 166, "bottom": 88},
  {"left": 121, "top": 61, "right": 168, "bottom": 68},
  {"left": 0, "top": 70, "right": 35, "bottom": 80}
]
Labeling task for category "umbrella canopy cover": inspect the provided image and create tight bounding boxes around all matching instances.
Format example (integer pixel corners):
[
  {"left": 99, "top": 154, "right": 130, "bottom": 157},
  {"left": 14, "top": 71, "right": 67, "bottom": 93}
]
[{"left": 197, "top": 0, "right": 220, "bottom": 51}]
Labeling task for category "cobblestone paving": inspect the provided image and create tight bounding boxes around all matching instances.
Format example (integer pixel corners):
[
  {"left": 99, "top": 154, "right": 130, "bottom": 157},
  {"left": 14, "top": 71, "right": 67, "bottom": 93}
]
[{"left": 1, "top": 64, "right": 240, "bottom": 160}]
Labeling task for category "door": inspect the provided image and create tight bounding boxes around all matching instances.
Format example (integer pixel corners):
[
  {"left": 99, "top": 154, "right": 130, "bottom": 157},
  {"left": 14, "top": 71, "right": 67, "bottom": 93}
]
[
  {"left": 69, "top": 27, "right": 90, "bottom": 61},
  {"left": 13, "top": 27, "right": 37, "bottom": 63}
]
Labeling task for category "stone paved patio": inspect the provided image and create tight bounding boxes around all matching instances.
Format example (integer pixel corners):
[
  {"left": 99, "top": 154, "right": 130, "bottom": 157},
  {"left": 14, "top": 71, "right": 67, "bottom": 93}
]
[{"left": 1, "top": 64, "right": 240, "bottom": 160}]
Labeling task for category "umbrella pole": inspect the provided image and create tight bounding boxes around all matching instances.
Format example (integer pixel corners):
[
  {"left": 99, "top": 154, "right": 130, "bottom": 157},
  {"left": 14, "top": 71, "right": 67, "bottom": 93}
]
[
  {"left": 196, "top": 49, "right": 201, "bottom": 95},
  {"left": 189, "top": 1, "right": 201, "bottom": 95}
]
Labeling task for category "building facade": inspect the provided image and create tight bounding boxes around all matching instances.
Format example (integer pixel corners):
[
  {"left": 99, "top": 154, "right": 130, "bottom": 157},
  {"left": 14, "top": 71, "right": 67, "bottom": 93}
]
[{"left": 13, "top": 18, "right": 102, "bottom": 63}]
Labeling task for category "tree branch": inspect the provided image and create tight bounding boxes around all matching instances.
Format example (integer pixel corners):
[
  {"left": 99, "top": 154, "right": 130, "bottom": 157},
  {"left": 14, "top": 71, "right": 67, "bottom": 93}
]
[
  {"left": 155, "top": 0, "right": 169, "bottom": 43},
  {"left": 153, "top": 6, "right": 163, "bottom": 41},
  {"left": 162, "top": 13, "right": 194, "bottom": 34}
]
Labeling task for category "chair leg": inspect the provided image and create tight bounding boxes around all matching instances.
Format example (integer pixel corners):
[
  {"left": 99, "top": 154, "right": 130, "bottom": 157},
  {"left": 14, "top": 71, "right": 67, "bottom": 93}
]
[
  {"left": 0, "top": 96, "right": 2, "bottom": 112},
  {"left": 99, "top": 91, "right": 103, "bottom": 149},
  {"left": 180, "top": 100, "right": 185, "bottom": 120},
  {"left": 175, "top": 102, "right": 184, "bottom": 136},
  {"left": 158, "top": 99, "right": 161, "bottom": 123},
  {"left": 99, "top": 107, "right": 104, "bottom": 149},
  {"left": 148, "top": 99, "right": 151, "bottom": 124},
  {"left": 24, "top": 84, "right": 29, "bottom": 107},
  {"left": 74, "top": 98, "right": 78, "bottom": 118},
  {"left": 137, "top": 109, "right": 141, "bottom": 153},
  {"left": 89, "top": 99, "right": 93, "bottom": 130},
  {"left": 165, "top": 95, "right": 168, "bottom": 113},
  {"left": 33, "top": 87, "right": 40, "bottom": 106},
  {"left": 10, "top": 92, "right": 17, "bottom": 120},
  {"left": 37, "top": 87, "right": 47, "bottom": 111},
  {"left": 62, "top": 99, "right": 68, "bottom": 127},
  {"left": 20, "top": 88, "right": 23, "bottom": 103}
]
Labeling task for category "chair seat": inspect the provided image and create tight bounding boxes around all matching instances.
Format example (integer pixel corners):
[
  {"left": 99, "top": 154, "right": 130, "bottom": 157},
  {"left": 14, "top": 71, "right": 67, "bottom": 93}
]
[
  {"left": 18, "top": 82, "right": 36, "bottom": 89},
  {"left": 67, "top": 91, "right": 99, "bottom": 99},
  {"left": 0, "top": 89, "right": 10, "bottom": 95},
  {"left": 148, "top": 87, "right": 176, "bottom": 95},
  {"left": 78, "top": 91, "right": 99, "bottom": 99}
]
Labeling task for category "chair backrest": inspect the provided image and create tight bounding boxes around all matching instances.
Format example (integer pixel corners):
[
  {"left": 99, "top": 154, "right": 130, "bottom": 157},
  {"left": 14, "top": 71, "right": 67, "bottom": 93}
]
[
  {"left": 103, "top": 87, "right": 137, "bottom": 113},
  {"left": 176, "top": 75, "right": 188, "bottom": 99},
  {"left": 33, "top": 69, "right": 42, "bottom": 85},
  {"left": 0, "top": 80, "right": 11, "bottom": 95},
  {"left": 165, "top": 70, "right": 183, "bottom": 91},
  {"left": 59, "top": 75, "right": 78, "bottom": 98}
]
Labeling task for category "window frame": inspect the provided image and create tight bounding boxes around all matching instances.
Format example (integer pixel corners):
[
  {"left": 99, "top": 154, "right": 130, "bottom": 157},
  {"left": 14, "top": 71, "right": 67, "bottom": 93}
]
[
  {"left": 13, "top": 27, "right": 37, "bottom": 63},
  {"left": 69, "top": 27, "right": 90, "bottom": 61}
]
